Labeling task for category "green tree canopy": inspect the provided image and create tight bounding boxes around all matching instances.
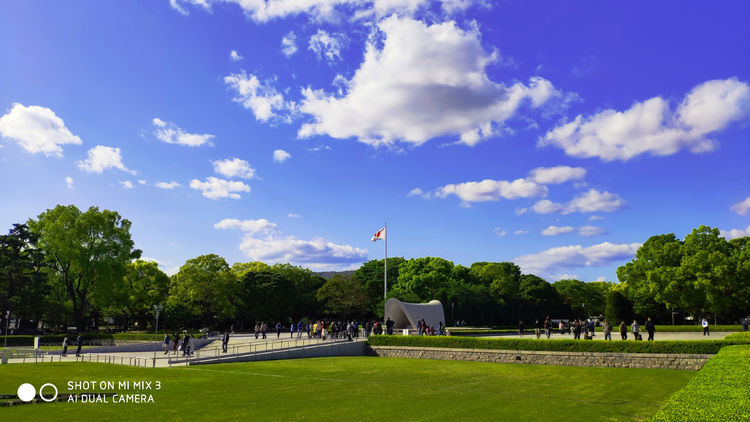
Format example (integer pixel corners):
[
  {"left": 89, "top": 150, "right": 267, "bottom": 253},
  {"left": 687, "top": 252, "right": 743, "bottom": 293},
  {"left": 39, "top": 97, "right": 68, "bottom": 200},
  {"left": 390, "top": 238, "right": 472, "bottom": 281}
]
[{"left": 169, "top": 254, "right": 237, "bottom": 327}]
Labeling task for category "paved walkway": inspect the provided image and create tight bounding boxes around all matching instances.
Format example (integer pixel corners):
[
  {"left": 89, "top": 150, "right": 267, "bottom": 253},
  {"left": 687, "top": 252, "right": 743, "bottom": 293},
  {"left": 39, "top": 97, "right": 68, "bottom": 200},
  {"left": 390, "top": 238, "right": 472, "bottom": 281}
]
[{"left": 483, "top": 331, "right": 734, "bottom": 341}]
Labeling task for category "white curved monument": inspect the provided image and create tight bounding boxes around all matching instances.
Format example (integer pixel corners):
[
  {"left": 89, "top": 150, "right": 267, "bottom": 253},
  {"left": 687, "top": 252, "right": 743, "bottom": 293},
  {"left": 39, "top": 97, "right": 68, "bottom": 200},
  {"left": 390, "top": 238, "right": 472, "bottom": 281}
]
[{"left": 384, "top": 298, "right": 445, "bottom": 330}]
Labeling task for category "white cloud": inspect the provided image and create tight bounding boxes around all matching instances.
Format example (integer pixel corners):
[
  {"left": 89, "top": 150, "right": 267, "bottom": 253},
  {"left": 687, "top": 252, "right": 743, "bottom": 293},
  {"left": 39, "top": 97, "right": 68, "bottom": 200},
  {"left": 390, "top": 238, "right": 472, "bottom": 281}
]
[
  {"left": 514, "top": 230, "right": 528, "bottom": 235},
  {"left": 215, "top": 218, "right": 277, "bottom": 234},
  {"left": 493, "top": 227, "right": 507, "bottom": 237},
  {"left": 514, "top": 241, "right": 641, "bottom": 277},
  {"left": 216, "top": 217, "right": 367, "bottom": 267},
  {"left": 436, "top": 178, "right": 548, "bottom": 204},
  {"left": 212, "top": 157, "right": 256, "bottom": 179},
  {"left": 288, "top": 213, "right": 301, "bottom": 218},
  {"left": 309, "top": 30, "right": 345, "bottom": 63},
  {"left": 155, "top": 181, "right": 181, "bottom": 189},
  {"left": 65, "top": 176, "right": 74, "bottom": 189},
  {"left": 308, "top": 144, "right": 331, "bottom": 152},
  {"left": 281, "top": 31, "right": 298, "bottom": 57},
  {"left": 189, "top": 177, "right": 251, "bottom": 199},
  {"left": 721, "top": 225, "right": 750, "bottom": 240},
  {"left": 588, "top": 215, "right": 604, "bottom": 221},
  {"left": 224, "top": 72, "right": 291, "bottom": 121},
  {"left": 169, "top": 0, "right": 210, "bottom": 15},
  {"left": 596, "top": 276, "right": 607, "bottom": 282},
  {"left": 730, "top": 196, "right": 750, "bottom": 216},
  {"left": 0, "top": 103, "right": 82, "bottom": 157},
  {"left": 542, "top": 225, "right": 574, "bottom": 236},
  {"left": 273, "top": 149, "right": 291, "bottom": 163},
  {"left": 152, "top": 118, "right": 214, "bottom": 147},
  {"left": 529, "top": 166, "right": 586, "bottom": 184},
  {"left": 540, "top": 78, "right": 750, "bottom": 161},
  {"left": 298, "top": 16, "right": 560, "bottom": 147},
  {"left": 578, "top": 225, "right": 606, "bottom": 237},
  {"left": 77, "top": 145, "right": 136, "bottom": 174},
  {"left": 119, "top": 180, "right": 134, "bottom": 189},
  {"left": 138, "top": 179, "right": 147, "bottom": 185},
  {"left": 407, "top": 188, "right": 430, "bottom": 198},
  {"left": 532, "top": 189, "right": 625, "bottom": 214},
  {"left": 230, "top": 50, "right": 243, "bottom": 61}
]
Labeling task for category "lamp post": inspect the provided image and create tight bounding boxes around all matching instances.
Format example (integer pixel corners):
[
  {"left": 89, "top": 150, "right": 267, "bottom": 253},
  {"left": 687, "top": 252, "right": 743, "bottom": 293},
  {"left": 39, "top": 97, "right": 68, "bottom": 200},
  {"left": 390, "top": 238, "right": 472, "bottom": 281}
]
[
  {"left": 3, "top": 310, "right": 10, "bottom": 348},
  {"left": 451, "top": 303, "right": 455, "bottom": 326},
  {"left": 153, "top": 305, "right": 163, "bottom": 335}
]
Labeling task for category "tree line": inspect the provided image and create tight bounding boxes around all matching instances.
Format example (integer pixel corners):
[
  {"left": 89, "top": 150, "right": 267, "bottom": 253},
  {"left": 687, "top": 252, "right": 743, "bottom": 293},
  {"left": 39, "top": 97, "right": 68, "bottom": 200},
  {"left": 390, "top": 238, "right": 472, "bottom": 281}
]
[{"left": 1, "top": 205, "right": 748, "bottom": 333}]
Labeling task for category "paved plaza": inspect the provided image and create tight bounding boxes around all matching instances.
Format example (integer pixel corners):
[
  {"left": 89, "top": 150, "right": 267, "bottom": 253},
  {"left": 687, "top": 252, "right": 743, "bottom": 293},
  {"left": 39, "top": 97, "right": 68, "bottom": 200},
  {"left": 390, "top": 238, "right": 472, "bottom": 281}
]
[{"left": 488, "top": 331, "right": 735, "bottom": 341}]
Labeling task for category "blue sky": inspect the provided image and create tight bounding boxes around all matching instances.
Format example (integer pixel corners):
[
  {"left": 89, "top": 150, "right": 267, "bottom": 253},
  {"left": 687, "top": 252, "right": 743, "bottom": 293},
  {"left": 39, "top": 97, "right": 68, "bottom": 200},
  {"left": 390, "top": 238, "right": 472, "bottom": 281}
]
[{"left": 1, "top": 1, "right": 749, "bottom": 281}]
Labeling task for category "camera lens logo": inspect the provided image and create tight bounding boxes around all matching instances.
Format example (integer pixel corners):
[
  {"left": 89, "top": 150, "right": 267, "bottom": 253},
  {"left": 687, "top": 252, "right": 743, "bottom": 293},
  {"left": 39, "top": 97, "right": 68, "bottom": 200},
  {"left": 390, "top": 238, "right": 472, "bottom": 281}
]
[{"left": 17, "top": 383, "right": 58, "bottom": 402}]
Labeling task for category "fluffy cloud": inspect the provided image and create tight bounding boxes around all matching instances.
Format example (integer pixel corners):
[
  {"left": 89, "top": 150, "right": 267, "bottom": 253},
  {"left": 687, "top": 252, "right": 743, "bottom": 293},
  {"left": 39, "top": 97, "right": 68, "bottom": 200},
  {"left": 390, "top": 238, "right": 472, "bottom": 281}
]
[
  {"left": 281, "top": 31, "right": 298, "bottom": 57},
  {"left": 540, "top": 78, "right": 750, "bottom": 161},
  {"left": 214, "top": 218, "right": 277, "bottom": 234},
  {"left": 514, "top": 230, "right": 528, "bottom": 235},
  {"left": 529, "top": 166, "right": 586, "bottom": 184},
  {"left": 224, "top": 72, "right": 291, "bottom": 121},
  {"left": 309, "top": 30, "right": 345, "bottom": 63},
  {"left": 588, "top": 215, "right": 604, "bottom": 221},
  {"left": 298, "top": 16, "right": 560, "bottom": 147},
  {"left": 152, "top": 118, "right": 214, "bottom": 147},
  {"left": 189, "top": 177, "right": 250, "bottom": 199},
  {"left": 730, "top": 196, "right": 750, "bottom": 216},
  {"left": 216, "top": 217, "right": 367, "bottom": 267},
  {"left": 514, "top": 242, "right": 641, "bottom": 277},
  {"left": 155, "top": 181, "right": 181, "bottom": 189},
  {"left": 578, "top": 225, "right": 606, "bottom": 237},
  {"left": 65, "top": 176, "right": 74, "bottom": 189},
  {"left": 0, "top": 103, "right": 82, "bottom": 157},
  {"left": 493, "top": 227, "right": 507, "bottom": 237},
  {"left": 212, "top": 157, "right": 256, "bottom": 179},
  {"left": 273, "top": 149, "right": 291, "bottom": 163},
  {"left": 77, "top": 145, "right": 135, "bottom": 174},
  {"left": 119, "top": 180, "right": 134, "bottom": 189},
  {"left": 171, "top": 0, "right": 479, "bottom": 22},
  {"left": 229, "top": 50, "right": 243, "bottom": 61},
  {"left": 532, "top": 189, "right": 625, "bottom": 214},
  {"left": 541, "top": 226, "right": 574, "bottom": 236},
  {"left": 436, "top": 178, "right": 548, "bottom": 204},
  {"left": 288, "top": 213, "right": 301, "bottom": 218},
  {"left": 721, "top": 225, "right": 750, "bottom": 240}
]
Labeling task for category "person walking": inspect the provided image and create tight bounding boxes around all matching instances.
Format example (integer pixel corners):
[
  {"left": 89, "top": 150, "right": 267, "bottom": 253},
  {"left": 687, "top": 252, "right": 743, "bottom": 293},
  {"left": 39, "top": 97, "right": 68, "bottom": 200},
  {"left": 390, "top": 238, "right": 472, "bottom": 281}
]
[
  {"left": 163, "top": 332, "right": 170, "bottom": 354},
  {"left": 261, "top": 322, "right": 267, "bottom": 339},
  {"left": 702, "top": 318, "right": 710, "bottom": 336},
  {"left": 518, "top": 320, "right": 525, "bottom": 337},
  {"left": 173, "top": 332, "right": 180, "bottom": 354},
  {"left": 631, "top": 320, "right": 641, "bottom": 340},
  {"left": 619, "top": 320, "right": 627, "bottom": 340},
  {"left": 188, "top": 334, "right": 195, "bottom": 356},
  {"left": 297, "top": 321, "right": 304, "bottom": 338},
  {"left": 645, "top": 317, "right": 655, "bottom": 341},
  {"left": 558, "top": 320, "right": 564, "bottom": 336},
  {"left": 534, "top": 319, "right": 541, "bottom": 339},
  {"left": 62, "top": 335, "right": 69, "bottom": 357},
  {"left": 544, "top": 316, "right": 551, "bottom": 338},
  {"left": 222, "top": 331, "right": 229, "bottom": 353},
  {"left": 602, "top": 320, "right": 612, "bottom": 341},
  {"left": 75, "top": 333, "right": 83, "bottom": 357},
  {"left": 385, "top": 317, "right": 394, "bottom": 335},
  {"left": 290, "top": 321, "right": 296, "bottom": 338},
  {"left": 181, "top": 332, "right": 190, "bottom": 356}
]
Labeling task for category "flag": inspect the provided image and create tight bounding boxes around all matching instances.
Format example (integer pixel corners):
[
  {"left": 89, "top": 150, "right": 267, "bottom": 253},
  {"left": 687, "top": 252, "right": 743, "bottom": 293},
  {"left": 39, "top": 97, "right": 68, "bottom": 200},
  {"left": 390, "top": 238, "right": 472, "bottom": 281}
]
[{"left": 371, "top": 227, "right": 386, "bottom": 241}]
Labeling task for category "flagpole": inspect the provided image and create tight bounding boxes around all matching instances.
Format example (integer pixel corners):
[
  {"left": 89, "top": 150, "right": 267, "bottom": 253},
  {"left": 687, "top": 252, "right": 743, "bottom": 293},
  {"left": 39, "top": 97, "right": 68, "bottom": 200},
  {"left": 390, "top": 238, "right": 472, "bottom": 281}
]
[{"left": 384, "top": 222, "right": 388, "bottom": 308}]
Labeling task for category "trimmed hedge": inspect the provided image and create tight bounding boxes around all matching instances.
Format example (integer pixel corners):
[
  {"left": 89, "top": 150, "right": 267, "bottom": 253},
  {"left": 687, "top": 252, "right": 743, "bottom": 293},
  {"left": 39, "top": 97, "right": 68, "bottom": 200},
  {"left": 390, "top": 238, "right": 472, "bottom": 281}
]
[
  {"left": 723, "top": 331, "right": 750, "bottom": 342},
  {"left": 1, "top": 332, "right": 204, "bottom": 346},
  {"left": 649, "top": 345, "right": 750, "bottom": 421},
  {"left": 448, "top": 329, "right": 519, "bottom": 335},
  {"left": 367, "top": 334, "right": 750, "bottom": 354}
]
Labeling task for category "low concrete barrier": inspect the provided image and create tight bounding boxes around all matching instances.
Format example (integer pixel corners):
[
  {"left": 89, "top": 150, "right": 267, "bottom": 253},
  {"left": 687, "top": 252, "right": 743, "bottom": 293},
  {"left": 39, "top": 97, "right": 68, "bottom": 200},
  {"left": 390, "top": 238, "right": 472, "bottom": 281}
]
[{"left": 367, "top": 345, "right": 711, "bottom": 370}]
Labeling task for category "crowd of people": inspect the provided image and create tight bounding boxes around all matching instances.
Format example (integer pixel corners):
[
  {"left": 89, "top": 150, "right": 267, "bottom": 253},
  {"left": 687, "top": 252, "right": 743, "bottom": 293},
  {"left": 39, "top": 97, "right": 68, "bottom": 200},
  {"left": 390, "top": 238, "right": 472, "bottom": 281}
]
[{"left": 521, "top": 315, "right": 661, "bottom": 341}]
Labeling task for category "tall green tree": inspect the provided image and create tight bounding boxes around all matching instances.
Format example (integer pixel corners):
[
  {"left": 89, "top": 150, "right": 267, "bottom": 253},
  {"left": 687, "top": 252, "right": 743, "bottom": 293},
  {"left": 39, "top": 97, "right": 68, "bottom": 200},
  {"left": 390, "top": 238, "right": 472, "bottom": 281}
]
[
  {"left": 271, "top": 263, "right": 325, "bottom": 319},
  {"left": 119, "top": 260, "right": 170, "bottom": 329},
  {"left": 235, "top": 269, "right": 294, "bottom": 324},
  {"left": 169, "top": 254, "right": 237, "bottom": 327},
  {"left": 0, "top": 224, "right": 49, "bottom": 330},
  {"left": 316, "top": 274, "right": 369, "bottom": 319},
  {"left": 352, "top": 257, "right": 406, "bottom": 317},
  {"left": 605, "top": 289, "right": 634, "bottom": 326},
  {"left": 519, "top": 274, "right": 563, "bottom": 321},
  {"left": 27, "top": 205, "right": 140, "bottom": 331}
]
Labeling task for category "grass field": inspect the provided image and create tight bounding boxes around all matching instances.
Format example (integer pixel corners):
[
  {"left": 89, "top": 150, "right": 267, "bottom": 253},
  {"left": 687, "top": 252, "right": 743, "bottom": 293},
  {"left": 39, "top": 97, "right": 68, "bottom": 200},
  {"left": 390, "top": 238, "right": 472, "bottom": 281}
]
[{"left": 0, "top": 357, "right": 694, "bottom": 421}]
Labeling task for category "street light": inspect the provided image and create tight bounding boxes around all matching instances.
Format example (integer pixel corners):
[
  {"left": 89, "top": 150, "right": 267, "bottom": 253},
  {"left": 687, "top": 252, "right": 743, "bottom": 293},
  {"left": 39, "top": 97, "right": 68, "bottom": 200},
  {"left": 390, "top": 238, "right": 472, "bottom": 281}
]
[
  {"left": 451, "top": 303, "right": 455, "bottom": 326},
  {"left": 153, "top": 305, "right": 163, "bottom": 335},
  {"left": 3, "top": 310, "right": 10, "bottom": 348}
]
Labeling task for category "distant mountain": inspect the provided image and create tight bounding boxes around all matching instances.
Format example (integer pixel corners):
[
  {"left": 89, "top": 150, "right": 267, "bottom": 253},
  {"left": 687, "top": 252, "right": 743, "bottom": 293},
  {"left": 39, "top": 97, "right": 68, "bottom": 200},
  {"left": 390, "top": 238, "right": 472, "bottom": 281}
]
[{"left": 316, "top": 270, "right": 356, "bottom": 280}]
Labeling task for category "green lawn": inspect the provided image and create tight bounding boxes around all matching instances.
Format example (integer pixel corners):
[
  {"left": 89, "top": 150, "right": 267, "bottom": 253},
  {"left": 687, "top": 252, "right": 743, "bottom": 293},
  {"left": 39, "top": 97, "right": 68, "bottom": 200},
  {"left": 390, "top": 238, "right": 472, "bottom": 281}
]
[{"left": 0, "top": 357, "right": 693, "bottom": 421}]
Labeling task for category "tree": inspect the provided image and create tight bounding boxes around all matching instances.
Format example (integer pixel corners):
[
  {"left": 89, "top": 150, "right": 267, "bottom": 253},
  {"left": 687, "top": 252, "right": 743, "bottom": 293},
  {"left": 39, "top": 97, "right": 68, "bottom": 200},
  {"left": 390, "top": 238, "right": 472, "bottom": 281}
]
[
  {"left": 27, "top": 205, "right": 140, "bottom": 331},
  {"left": 605, "top": 289, "right": 633, "bottom": 326},
  {"left": 235, "top": 269, "right": 294, "bottom": 324},
  {"left": 0, "top": 224, "right": 49, "bottom": 330},
  {"left": 271, "top": 263, "right": 325, "bottom": 319},
  {"left": 519, "top": 274, "right": 563, "bottom": 321},
  {"left": 553, "top": 279, "right": 608, "bottom": 318},
  {"left": 118, "top": 260, "right": 170, "bottom": 329},
  {"left": 316, "top": 274, "right": 369, "bottom": 319},
  {"left": 169, "top": 254, "right": 237, "bottom": 328},
  {"left": 352, "top": 257, "right": 406, "bottom": 317}
]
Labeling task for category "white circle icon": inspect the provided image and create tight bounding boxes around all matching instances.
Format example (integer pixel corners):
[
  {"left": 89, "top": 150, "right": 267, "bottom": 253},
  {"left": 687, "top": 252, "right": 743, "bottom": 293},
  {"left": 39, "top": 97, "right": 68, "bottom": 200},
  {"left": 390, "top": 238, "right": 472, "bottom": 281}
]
[
  {"left": 39, "top": 383, "right": 59, "bottom": 402},
  {"left": 17, "top": 383, "right": 36, "bottom": 402}
]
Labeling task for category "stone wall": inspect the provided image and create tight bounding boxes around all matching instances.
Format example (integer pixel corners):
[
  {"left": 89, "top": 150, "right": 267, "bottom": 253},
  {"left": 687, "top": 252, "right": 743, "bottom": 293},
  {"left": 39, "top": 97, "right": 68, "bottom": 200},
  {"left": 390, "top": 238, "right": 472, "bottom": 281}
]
[{"left": 368, "top": 345, "right": 711, "bottom": 370}]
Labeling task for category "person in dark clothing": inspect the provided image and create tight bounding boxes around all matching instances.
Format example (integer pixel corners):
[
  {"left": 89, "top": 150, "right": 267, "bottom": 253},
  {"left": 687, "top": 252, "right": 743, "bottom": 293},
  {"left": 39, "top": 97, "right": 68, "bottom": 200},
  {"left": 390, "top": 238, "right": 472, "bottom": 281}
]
[
  {"left": 222, "top": 331, "right": 229, "bottom": 353},
  {"left": 518, "top": 320, "right": 525, "bottom": 337},
  {"left": 181, "top": 333, "right": 190, "bottom": 356},
  {"left": 534, "top": 319, "right": 541, "bottom": 338},
  {"left": 62, "top": 335, "right": 69, "bottom": 357},
  {"left": 276, "top": 322, "right": 282, "bottom": 338},
  {"left": 619, "top": 321, "right": 627, "bottom": 340},
  {"left": 645, "top": 317, "right": 655, "bottom": 341},
  {"left": 385, "top": 317, "right": 395, "bottom": 335},
  {"left": 75, "top": 333, "right": 83, "bottom": 357}
]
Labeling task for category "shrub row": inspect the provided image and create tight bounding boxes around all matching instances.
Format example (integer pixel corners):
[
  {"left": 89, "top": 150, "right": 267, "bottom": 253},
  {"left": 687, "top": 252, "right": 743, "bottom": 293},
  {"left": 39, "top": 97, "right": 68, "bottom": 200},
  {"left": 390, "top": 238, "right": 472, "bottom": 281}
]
[
  {"left": 649, "top": 345, "right": 750, "bottom": 421},
  {"left": 367, "top": 335, "right": 750, "bottom": 354},
  {"left": 450, "top": 325, "right": 743, "bottom": 335},
  {"left": 1, "top": 332, "right": 203, "bottom": 346}
]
